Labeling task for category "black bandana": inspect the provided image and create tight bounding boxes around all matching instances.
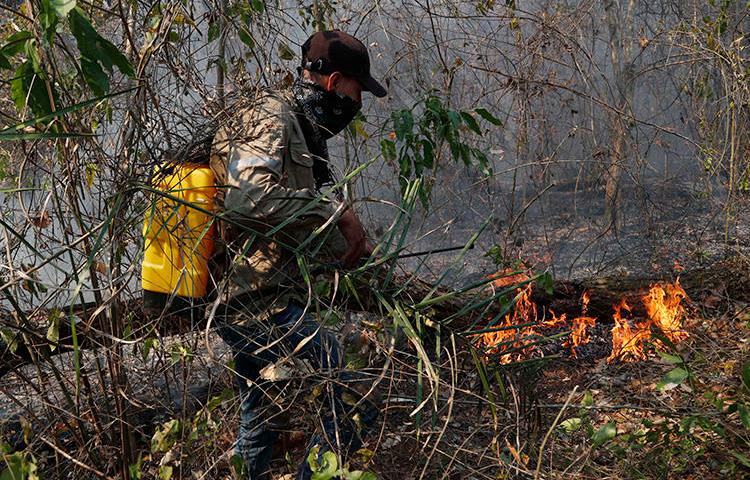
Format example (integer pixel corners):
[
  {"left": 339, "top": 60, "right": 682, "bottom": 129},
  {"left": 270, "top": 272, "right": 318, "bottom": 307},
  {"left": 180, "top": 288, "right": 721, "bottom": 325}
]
[
  {"left": 292, "top": 78, "right": 361, "bottom": 140},
  {"left": 292, "top": 78, "right": 360, "bottom": 191},
  {"left": 291, "top": 103, "right": 332, "bottom": 190}
]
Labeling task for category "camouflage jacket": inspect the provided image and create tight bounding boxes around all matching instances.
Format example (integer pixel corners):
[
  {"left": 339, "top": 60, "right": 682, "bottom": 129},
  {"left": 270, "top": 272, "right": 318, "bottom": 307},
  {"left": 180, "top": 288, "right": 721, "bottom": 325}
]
[{"left": 210, "top": 89, "right": 347, "bottom": 321}]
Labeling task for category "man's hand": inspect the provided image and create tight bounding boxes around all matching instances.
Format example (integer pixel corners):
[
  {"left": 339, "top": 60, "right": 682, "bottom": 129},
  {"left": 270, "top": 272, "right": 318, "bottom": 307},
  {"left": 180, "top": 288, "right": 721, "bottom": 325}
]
[{"left": 337, "top": 208, "right": 372, "bottom": 268}]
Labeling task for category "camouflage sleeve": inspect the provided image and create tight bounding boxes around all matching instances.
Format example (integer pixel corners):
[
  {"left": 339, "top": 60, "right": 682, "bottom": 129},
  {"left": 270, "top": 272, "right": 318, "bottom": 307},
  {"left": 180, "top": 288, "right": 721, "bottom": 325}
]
[{"left": 221, "top": 96, "right": 342, "bottom": 233}]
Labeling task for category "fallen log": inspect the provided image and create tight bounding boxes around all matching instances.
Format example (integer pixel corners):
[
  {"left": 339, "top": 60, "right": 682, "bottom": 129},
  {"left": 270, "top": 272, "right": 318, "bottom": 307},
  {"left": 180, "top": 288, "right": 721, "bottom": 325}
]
[
  {"left": 425, "top": 255, "right": 750, "bottom": 328},
  {"left": 0, "top": 297, "right": 205, "bottom": 377},
  {"left": 2, "top": 255, "right": 748, "bottom": 376}
]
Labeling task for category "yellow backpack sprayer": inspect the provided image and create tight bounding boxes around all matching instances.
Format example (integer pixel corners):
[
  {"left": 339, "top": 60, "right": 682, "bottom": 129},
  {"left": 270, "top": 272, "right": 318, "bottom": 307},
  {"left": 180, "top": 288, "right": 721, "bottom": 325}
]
[{"left": 141, "top": 161, "right": 217, "bottom": 318}]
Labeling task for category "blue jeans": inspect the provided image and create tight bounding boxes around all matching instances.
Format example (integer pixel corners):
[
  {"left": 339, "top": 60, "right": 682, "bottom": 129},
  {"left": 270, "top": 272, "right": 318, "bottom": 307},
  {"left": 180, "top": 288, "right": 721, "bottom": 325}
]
[{"left": 218, "top": 302, "right": 377, "bottom": 479}]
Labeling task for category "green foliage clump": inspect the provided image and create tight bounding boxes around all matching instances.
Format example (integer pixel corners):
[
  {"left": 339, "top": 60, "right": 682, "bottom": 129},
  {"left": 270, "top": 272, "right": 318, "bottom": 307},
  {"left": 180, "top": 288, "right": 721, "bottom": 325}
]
[{"left": 380, "top": 94, "right": 502, "bottom": 207}]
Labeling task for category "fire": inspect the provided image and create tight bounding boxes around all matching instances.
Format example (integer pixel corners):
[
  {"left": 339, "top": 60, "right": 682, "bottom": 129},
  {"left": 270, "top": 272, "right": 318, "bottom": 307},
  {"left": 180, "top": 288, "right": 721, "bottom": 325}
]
[
  {"left": 478, "top": 275, "right": 596, "bottom": 362},
  {"left": 582, "top": 291, "right": 591, "bottom": 312},
  {"left": 642, "top": 281, "right": 688, "bottom": 343},
  {"left": 564, "top": 315, "right": 597, "bottom": 358},
  {"left": 562, "top": 291, "right": 595, "bottom": 358},
  {"left": 607, "top": 281, "right": 689, "bottom": 363},
  {"left": 478, "top": 271, "right": 689, "bottom": 364},
  {"left": 488, "top": 270, "right": 532, "bottom": 290},
  {"left": 478, "top": 284, "right": 540, "bottom": 364},
  {"left": 607, "top": 298, "right": 649, "bottom": 363}
]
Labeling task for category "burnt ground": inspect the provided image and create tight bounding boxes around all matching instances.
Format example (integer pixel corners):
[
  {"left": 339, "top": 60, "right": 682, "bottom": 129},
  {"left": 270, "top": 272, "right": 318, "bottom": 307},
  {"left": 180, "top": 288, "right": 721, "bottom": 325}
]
[
  {"left": 400, "top": 179, "right": 750, "bottom": 289},
  {"left": 360, "top": 294, "right": 749, "bottom": 480},
  {"left": 4, "top": 279, "right": 747, "bottom": 479},
  {"left": 1, "top": 183, "right": 749, "bottom": 479}
]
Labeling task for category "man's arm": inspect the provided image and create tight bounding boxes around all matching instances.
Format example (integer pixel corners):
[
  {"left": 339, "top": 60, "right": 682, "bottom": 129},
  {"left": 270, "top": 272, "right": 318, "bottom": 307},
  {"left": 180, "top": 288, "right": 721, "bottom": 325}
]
[{"left": 337, "top": 208, "right": 371, "bottom": 268}]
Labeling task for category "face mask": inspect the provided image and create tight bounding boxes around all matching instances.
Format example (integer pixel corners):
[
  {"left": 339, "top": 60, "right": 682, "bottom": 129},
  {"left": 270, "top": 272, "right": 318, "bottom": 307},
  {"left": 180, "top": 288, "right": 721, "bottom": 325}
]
[{"left": 292, "top": 78, "right": 362, "bottom": 140}]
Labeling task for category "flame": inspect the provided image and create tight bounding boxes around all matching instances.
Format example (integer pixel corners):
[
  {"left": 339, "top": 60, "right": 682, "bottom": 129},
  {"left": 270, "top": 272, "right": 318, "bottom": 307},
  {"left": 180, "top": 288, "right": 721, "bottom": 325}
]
[
  {"left": 642, "top": 281, "right": 688, "bottom": 343},
  {"left": 478, "top": 280, "right": 597, "bottom": 362},
  {"left": 544, "top": 310, "right": 567, "bottom": 328},
  {"left": 479, "top": 284, "right": 539, "bottom": 364},
  {"left": 479, "top": 272, "right": 688, "bottom": 364},
  {"left": 607, "top": 298, "right": 649, "bottom": 363},
  {"left": 560, "top": 291, "right": 595, "bottom": 357},
  {"left": 581, "top": 290, "right": 591, "bottom": 314},
  {"left": 564, "top": 315, "right": 597, "bottom": 358},
  {"left": 607, "top": 281, "right": 689, "bottom": 363},
  {"left": 489, "top": 271, "right": 532, "bottom": 289}
]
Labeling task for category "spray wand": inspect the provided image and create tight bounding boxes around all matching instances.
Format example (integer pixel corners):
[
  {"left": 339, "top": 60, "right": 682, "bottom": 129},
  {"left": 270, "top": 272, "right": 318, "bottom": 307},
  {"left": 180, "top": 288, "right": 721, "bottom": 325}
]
[{"left": 394, "top": 243, "right": 474, "bottom": 259}]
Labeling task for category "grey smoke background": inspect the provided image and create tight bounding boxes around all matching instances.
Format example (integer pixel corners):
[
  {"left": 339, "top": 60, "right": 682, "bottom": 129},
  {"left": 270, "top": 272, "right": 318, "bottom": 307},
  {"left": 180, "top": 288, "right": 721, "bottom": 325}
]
[{"left": 1, "top": 0, "right": 747, "bottom": 311}]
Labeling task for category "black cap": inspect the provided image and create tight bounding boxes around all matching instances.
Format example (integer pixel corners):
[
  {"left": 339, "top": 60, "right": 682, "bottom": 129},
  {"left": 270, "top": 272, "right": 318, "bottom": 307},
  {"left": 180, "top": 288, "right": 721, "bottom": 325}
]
[{"left": 301, "top": 30, "right": 387, "bottom": 98}]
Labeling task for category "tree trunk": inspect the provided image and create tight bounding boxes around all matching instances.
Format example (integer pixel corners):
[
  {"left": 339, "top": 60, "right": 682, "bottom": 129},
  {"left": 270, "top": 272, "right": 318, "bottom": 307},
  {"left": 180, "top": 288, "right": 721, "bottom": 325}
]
[{"left": 602, "top": 0, "right": 637, "bottom": 229}]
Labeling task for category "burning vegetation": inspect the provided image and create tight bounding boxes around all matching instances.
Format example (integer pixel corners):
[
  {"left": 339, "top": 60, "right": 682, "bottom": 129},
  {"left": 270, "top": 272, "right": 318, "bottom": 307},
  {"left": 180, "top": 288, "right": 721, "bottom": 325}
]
[{"left": 476, "top": 272, "right": 689, "bottom": 364}]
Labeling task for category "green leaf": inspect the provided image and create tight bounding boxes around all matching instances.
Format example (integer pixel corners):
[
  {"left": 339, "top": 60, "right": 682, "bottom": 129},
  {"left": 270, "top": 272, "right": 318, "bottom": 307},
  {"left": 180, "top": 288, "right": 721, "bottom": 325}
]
[
  {"left": 393, "top": 109, "right": 414, "bottom": 141},
  {"left": 656, "top": 367, "right": 689, "bottom": 392},
  {"left": 101, "top": 41, "right": 134, "bottom": 78},
  {"left": 380, "top": 139, "right": 396, "bottom": 162},
  {"left": 306, "top": 447, "right": 320, "bottom": 474},
  {"left": 46, "top": 309, "right": 62, "bottom": 349},
  {"left": 559, "top": 417, "right": 582, "bottom": 433},
  {"left": 251, "top": 0, "right": 265, "bottom": 12},
  {"left": 730, "top": 450, "right": 750, "bottom": 468},
  {"left": 0, "top": 87, "right": 134, "bottom": 136},
  {"left": 1, "top": 31, "right": 34, "bottom": 57},
  {"left": 658, "top": 351, "right": 684, "bottom": 365},
  {"left": 460, "top": 111, "right": 482, "bottom": 135},
  {"left": 0, "top": 53, "right": 12, "bottom": 70},
  {"left": 51, "top": 0, "right": 76, "bottom": 17},
  {"left": 459, "top": 143, "right": 471, "bottom": 166},
  {"left": 475, "top": 107, "right": 503, "bottom": 126},
  {"left": 206, "top": 388, "right": 233, "bottom": 411},
  {"left": 10, "top": 61, "right": 54, "bottom": 118},
  {"left": 68, "top": 7, "right": 134, "bottom": 95},
  {"left": 738, "top": 403, "right": 750, "bottom": 429},
  {"left": 447, "top": 110, "right": 461, "bottom": 129},
  {"left": 39, "top": 0, "right": 59, "bottom": 44},
  {"left": 80, "top": 57, "right": 109, "bottom": 97},
  {"left": 207, "top": 20, "right": 220, "bottom": 43},
  {"left": 471, "top": 147, "right": 490, "bottom": 175},
  {"left": 0, "top": 452, "right": 25, "bottom": 480},
  {"left": 349, "top": 116, "right": 369, "bottom": 139},
  {"left": 229, "top": 454, "right": 246, "bottom": 477},
  {"left": 122, "top": 323, "right": 132, "bottom": 341},
  {"left": 170, "top": 343, "right": 190, "bottom": 364},
  {"left": 26, "top": 457, "right": 38, "bottom": 480},
  {"left": 538, "top": 271, "right": 554, "bottom": 295},
  {"left": 129, "top": 455, "right": 143, "bottom": 479},
  {"left": 25, "top": 40, "right": 44, "bottom": 76},
  {"left": 421, "top": 139, "right": 434, "bottom": 168},
  {"left": 151, "top": 419, "right": 180, "bottom": 453},
  {"left": 311, "top": 450, "right": 338, "bottom": 480},
  {"left": 581, "top": 390, "right": 594, "bottom": 407},
  {"left": 238, "top": 27, "right": 255, "bottom": 48},
  {"left": 158, "top": 466, "right": 173, "bottom": 480},
  {"left": 399, "top": 153, "right": 412, "bottom": 179},
  {"left": 742, "top": 361, "right": 750, "bottom": 393},
  {"left": 0, "top": 131, "right": 92, "bottom": 141},
  {"left": 85, "top": 162, "right": 98, "bottom": 188},
  {"left": 591, "top": 422, "right": 617, "bottom": 447},
  {"left": 0, "top": 328, "right": 19, "bottom": 354},
  {"left": 346, "top": 472, "right": 376, "bottom": 480}
]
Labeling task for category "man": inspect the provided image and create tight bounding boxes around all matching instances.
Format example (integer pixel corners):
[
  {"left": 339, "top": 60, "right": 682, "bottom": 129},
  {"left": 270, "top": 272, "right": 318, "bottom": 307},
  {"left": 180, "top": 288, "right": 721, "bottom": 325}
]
[{"left": 210, "top": 30, "right": 387, "bottom": 479}]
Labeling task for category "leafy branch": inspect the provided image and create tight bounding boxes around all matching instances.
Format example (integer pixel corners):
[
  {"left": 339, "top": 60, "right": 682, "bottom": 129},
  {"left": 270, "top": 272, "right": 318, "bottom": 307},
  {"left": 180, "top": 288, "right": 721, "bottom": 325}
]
[{"left": 380, "top": 94, "right": 502, "bottom": 207}]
